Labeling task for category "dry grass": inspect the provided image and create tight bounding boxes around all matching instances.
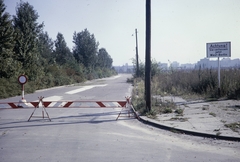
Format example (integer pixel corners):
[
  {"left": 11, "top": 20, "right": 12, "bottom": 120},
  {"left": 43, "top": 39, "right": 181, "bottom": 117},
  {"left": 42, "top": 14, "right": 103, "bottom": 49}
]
[{"left": 131, "top": 67, "right": 240, "bottom": 114}]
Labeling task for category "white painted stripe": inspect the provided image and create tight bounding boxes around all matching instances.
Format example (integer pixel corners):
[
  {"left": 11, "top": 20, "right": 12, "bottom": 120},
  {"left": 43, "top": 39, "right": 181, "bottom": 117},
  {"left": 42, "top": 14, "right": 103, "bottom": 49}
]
[
  {"left": 34, "top": 95, "right": 63, "bottom": 102},
  {"left": 66, "top": 86, "right": 93, "bottom": 94},
  {"left": 111, "top": 75, "right": 120, "bottom": 79},
  {"left": 65, "top": 84, "right": 107, "bottom": 95}
]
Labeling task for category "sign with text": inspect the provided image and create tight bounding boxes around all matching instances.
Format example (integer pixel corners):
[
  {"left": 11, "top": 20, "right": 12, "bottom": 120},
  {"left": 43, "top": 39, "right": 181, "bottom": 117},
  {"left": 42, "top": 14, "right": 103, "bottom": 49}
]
[{"left": 206, "top": 42, "right": 231, "bottom": 58}]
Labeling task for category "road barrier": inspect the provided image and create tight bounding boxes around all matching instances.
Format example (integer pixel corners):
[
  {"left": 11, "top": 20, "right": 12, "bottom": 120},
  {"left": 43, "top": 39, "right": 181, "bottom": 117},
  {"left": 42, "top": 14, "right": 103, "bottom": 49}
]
[
  {"left": 0, "top": 100, "right": 127, "bottom": 109},
  {"left": 0, "top": 96, "right": 138, "bottom": 121}
]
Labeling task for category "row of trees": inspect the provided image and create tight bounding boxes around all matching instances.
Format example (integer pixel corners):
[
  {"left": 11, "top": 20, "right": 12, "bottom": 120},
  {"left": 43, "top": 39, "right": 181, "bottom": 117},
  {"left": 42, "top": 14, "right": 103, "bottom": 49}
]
[{"left": 0, "top": 0, "right": 116, "bottom": 98}]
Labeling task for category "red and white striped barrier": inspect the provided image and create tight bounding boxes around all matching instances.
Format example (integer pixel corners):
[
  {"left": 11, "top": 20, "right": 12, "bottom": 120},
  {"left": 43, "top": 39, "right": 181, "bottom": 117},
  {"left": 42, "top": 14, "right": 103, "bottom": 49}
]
[
  {"left": 0, "top": 101, "right": 127, "bottom": 109},
  {"left": 0, "top": 96, "right": 138, "bottom": 121}
]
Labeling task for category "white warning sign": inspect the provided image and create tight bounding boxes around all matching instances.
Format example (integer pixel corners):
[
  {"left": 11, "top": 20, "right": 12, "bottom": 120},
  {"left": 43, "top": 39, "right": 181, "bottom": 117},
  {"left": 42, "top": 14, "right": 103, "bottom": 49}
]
[{"left": 206, "top": 42, "right": 231, "bottom": 58}]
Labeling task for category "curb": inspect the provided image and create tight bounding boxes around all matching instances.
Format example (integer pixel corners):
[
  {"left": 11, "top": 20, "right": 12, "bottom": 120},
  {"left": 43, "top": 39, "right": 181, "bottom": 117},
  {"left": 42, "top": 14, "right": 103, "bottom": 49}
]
[{"left": 131, "top": 106, "right": 240, "bottom": 142}]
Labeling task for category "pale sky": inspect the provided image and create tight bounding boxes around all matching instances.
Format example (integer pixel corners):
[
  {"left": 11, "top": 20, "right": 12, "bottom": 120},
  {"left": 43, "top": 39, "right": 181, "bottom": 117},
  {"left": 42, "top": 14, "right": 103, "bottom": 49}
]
[{"left": 5, "top": 0, "right": 240, "bottom": 66}]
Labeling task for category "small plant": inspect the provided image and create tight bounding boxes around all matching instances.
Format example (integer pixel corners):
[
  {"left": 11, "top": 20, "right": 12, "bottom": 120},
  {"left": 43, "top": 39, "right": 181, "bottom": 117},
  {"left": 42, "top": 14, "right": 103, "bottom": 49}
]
[
  {"left": 209, "top": 112, "right": 216, "bottom": 117},
  {"left": 169, "top": 117, "right": 188, "bottom": 122},
  {"left": 156, "top": 99, "right": 176, "bottom": 114},
  {"left": 175, "top": 109, "right": 184, "bottom": 115},
  {"left": 225, "top": 122, "right": 240, "bottom": 132},
  {"left": 221, "top": 120, "right": 227, "bottom": 123},
  {"left": 170, "top": 128, "right": 181, "bottom": 134},
  {"left": 216, "top": 132, "right": 221, "bottom": 136},
  {"left": 163, "top": 107, "right": 173, "bottom": 114},
  {"left": 202, "top": 105, "right": 209, "bottom": 110},
  {"left": 146, "top": 110, "right": 157, "bottom": 119},
  {"left": 126, "top": 77, "right": 134, "bottom": 83}
]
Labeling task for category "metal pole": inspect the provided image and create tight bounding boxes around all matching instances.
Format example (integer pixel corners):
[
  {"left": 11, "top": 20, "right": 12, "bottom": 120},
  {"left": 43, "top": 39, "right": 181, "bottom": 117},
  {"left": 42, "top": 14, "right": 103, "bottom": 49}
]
[
  {"left": 218, "top": 57, "right": 221, "bottom": 96},
  {"left": 135, "top": 29, "right": 139, "bottom": 77},
  {"left": 22, "top": 84, "right": 24, "bottom": 99},
  {"left": 145, "top": 0, "right": 151, "bottom": 111}
]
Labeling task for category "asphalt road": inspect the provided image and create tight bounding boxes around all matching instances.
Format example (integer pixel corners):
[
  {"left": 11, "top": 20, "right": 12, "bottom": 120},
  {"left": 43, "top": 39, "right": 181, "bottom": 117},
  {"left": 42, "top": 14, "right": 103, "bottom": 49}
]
[{"left": 0, "top": 74, "right": 239, "bottom": 162}]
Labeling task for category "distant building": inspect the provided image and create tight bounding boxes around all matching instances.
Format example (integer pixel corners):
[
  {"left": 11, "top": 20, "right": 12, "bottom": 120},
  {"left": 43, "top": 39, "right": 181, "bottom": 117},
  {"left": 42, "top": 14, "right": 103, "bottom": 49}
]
[
  {"left": 114, "top": 64, "right": 134, "bottom": 73},
  {"left": 171, "top": 61, "right": 179, "bottom": 69},
  {"left": 114, "top": 57, "right": 239, "bottom": 74},
  {"left": 158, "top": 62, "right": 168, "bottom": 70},
  {"left": 196, "top": 58, "right": 240, "bottom": 69},
  {"left": 180, "top": 63, "right": 195, "bottom": 69}
]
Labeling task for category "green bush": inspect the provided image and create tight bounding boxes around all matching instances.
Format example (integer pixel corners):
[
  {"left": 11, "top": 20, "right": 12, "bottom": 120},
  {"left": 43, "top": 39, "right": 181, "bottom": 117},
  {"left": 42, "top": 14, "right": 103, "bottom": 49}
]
[{"left": 0, "top": 64, "right": 117, "bottom": 99}]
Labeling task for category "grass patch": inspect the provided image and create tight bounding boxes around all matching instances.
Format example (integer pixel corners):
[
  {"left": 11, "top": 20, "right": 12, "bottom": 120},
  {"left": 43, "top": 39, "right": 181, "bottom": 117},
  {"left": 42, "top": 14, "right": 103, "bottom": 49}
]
[
  {"left": 175, "top": 109, "right": 184, "bottom": 115},
  {"left": 221, "top": 120, "right": 227, "bottom": 123},
  {"left": 146, "top": 110, "right": 157, "bottom": 119},
  {"left": 155, "top": 99, "right": 176, "bottom": 114},
  {"left": 170, "top": 128, "right": 182, "bottom": 134},
  {"left": 209, "top": 112, "right": 216, "bottom": 117},
  {"left": 225, "top": 122, "right": 240, "bottom": 132},
  {"left": 216, "top": 132, "right": 221, "bottom": 136},
  {"left": 162, "top": 107, "right": 173, "bottom": 114},
  {"left": 202, "top": 105, "right": 209, "bottom": 110},
  {"left": 126, "top": 77, "right": 134, "bottom": 84},
  {"left": 169, "top": 117, "right": 188, "bottom": 122}
]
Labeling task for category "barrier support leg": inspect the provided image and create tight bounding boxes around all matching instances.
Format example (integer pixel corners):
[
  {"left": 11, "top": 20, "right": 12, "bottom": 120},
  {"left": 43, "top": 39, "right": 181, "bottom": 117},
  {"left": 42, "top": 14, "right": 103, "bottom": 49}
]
[
  {"left": 28, "top": 96, "right": 51, "bottom": 122},
  {"left": 28, "top": 107, "right": 37, "bottom": 121},
  {"left": 116, "top": 108, "right": 123, "bottom": 120}
]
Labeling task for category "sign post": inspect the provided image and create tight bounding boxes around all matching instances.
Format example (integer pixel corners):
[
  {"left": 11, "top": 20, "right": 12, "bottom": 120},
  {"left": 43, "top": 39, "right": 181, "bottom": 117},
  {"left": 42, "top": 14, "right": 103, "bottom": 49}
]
[
  {"left": 18, "top": 75, "right": 28, "bottom": 106},
  {"left": 206, "top": 42, "right": 231, "bottom": 96}
]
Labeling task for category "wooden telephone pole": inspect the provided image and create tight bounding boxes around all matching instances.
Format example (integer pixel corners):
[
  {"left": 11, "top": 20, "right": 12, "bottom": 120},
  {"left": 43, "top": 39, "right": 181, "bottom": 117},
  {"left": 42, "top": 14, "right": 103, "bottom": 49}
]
[
  {"left": 135, "top": 28, "right": 139, "bottom": 77},
  {"left": 145, "top": 0, "right": 151, "bottom": 111}
]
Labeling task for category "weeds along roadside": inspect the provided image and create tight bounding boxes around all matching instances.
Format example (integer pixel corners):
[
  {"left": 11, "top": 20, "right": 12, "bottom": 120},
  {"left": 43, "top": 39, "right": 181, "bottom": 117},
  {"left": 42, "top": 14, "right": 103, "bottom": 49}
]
[
  {"left": 130, "top": 67, "right": 240, "bottom": 117},
  {"left": 0, "top": 67, "right": 117, "bottom": 99}
]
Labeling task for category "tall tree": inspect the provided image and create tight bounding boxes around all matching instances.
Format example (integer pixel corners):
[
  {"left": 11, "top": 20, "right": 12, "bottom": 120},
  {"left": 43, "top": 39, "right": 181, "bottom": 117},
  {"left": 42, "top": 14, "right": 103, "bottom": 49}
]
[
  {"left": 0, "top": 0, "right": 19, "bottom": 78},
  {"left": 53, "top": 32, "right": 74, "bottom": 65},
  {"left": 73, "top": 29, "right": 99, "bottom": 69},
  {"left": 13, "top": 1, "right": 44, "bottom": 80},
  {"left": 97, "top": 48, "right": 113, "bottom": 68},
  {"left": 38, "top": 31, "right": 54, "bottom": 63}
]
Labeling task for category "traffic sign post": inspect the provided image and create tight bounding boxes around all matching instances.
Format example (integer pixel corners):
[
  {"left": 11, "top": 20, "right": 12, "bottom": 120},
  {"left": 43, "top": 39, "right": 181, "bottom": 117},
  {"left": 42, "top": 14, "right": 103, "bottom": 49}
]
[
  {"left": 206, "top": 42, "right": 231, "bottom": 96},
  {"left": 18, "top": 75, "right": 28, "bottom": 107}
]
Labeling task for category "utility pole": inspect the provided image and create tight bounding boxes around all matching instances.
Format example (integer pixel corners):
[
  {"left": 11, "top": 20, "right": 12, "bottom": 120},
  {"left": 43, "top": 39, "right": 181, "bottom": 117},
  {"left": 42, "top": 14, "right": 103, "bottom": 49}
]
[
  {"left": 135, "top": 28, "right": 139, "bottom": 77},
  {"left": 145, "top": 0, "right": 151, "bottom": 111}
]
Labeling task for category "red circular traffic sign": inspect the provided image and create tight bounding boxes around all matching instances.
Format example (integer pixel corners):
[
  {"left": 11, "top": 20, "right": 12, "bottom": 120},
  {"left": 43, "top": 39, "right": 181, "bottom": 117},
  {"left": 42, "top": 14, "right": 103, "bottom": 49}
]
[{"left": 18, "top": 75, "right": 28, "bottom": 84}]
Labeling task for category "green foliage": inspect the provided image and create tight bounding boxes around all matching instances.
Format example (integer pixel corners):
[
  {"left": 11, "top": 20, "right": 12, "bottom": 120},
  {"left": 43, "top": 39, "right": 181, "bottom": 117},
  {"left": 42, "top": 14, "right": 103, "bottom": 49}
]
[
  {"left": 54, "top": 33, "right": 74, "bottom": 65},
  {"left": 97, "top": 48, "right": 113, "bottom": 68},
  {"left": 175, "top": 109, "right": 184, "bottom": 115},
  {"left": 132, "top": 58, "right": 144, "bottom": 78},
  {"left": 13, "top": 1, "right": 44, "bottom": 81},
  {"left": 0, "top": 1, "right": 117, "bottom": 99},
  {"left": 0, "top": 77, "right": 19, "bottom": 98},
  {"left": 0, "top": 0, "right": 19, "bottom": 78},
  {"left": 38, "top": 31, "right": 54, "bottom": 63},
  {"left": 132, "top": 59, "right": 161, "bottom": 79},
  {"left": 126, "top": 77, "right": 134, "bottom": 83},
  {"left": 162, "top": 107, "right": 173, "bottom": 113},
  {"left": 37, "top": 32, "right": 55, "bottom": 71},
  {"left": 209, "top": 112, "right": 216, "bottom": 117},
  {"left": 146, "top": 109, "right": 157, "bottom": 119},
  {"left": 224, "top": 122, "right": 240, "bottom": 133},
  {"left": 131, "top": 80, "right": 147, "bottom": 114},
  {"left": 73, "top": 29, "right": 99, "bottom": 68}
]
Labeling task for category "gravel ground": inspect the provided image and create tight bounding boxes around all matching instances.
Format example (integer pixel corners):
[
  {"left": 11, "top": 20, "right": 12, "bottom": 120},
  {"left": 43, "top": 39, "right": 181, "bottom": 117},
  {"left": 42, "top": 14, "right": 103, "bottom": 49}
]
[
  {"left": 205, "top": 100, "right": 240, "bottom": 133},
  {"left": 156, "top": 96, "right": 240, "bottom": 135}
]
